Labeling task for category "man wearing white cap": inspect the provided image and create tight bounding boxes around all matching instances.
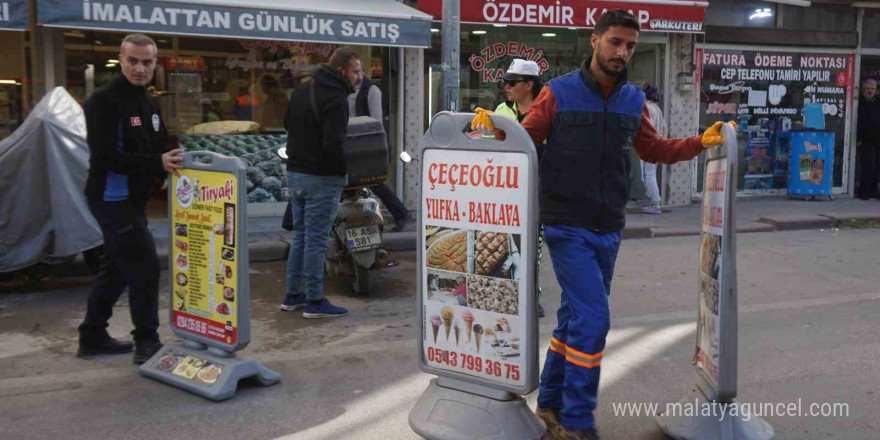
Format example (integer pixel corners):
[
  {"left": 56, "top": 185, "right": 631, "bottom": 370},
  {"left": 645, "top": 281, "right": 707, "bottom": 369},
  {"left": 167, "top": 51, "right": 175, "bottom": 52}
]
[
  {"left": 495, "top": 59, "right": 543, "bottom": 124},
  {"left": 494, "top": 58, "right": 548, "bottom": 318}
]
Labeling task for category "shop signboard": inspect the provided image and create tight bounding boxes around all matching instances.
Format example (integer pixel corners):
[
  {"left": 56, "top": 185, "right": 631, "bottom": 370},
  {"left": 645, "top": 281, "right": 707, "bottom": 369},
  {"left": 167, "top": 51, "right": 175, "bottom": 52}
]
[
  {"left": 418, "top": 0, "right": 707, "bottom": 33},
  {"left": 139, "top": 152, "right": 280, "bottom": 401},
  {"left": 164, "top": 56, "right": 206, "bottom": 71},
  {"left": 37, "top": 0, "right": 431, "bottom": 48},
  {"left": 699, "top": 48, "right": 854, "bottom": 191},
  {"left": 468, "top": 41, "right": 550, "bottom": 83},
  {"left": 0, "top": 0, "right": 28, "bottom": 31},
  {"left": 410, "top": 112, "right": 543, "bottom": 440}
]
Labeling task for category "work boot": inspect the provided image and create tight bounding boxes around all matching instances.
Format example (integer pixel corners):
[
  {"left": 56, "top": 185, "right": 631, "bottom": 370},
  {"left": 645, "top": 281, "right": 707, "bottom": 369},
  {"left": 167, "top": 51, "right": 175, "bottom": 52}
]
[
  {"left": 535, "top": 406, "right": 564, "bottom": 440},
  {"left": 558, "top": 427, "right": 600, "bottom": 440},
  {"left": 133, "top": 339, "right": 163, "bottom": 365},
  {"left": 77, "top": 336, "right": 134, "bottom": 358}
]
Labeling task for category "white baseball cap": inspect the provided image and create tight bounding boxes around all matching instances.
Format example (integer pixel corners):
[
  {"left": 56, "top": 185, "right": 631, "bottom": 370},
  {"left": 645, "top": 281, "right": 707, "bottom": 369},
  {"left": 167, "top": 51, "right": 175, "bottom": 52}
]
[{"left": 501, "top": 59, "right": 540, "bottom": 81}]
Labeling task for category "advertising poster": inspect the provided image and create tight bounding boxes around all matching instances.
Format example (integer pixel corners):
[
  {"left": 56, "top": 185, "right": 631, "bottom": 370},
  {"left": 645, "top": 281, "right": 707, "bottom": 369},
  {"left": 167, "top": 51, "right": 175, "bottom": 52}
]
[
  {"left": 421, "top": 149, "right": 530, "bottom": 387},
  {"left": 699, "top": 49, "right": 853, "bottom": 189},
  {"left": 697, "top": 157, "right": 726, "bottom": 386},
  {"left": 154, "top": 350, "right": 224, "bottom": 386},
  {"left": 170, "top": 169, "right": 239, "bottom": 345}
]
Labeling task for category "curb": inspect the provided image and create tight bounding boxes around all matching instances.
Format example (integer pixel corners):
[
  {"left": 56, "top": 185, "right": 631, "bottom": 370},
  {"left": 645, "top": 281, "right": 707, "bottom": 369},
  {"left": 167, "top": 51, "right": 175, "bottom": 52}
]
[{"left": 45, "top": 213, "right": 880, "bottom": 277}]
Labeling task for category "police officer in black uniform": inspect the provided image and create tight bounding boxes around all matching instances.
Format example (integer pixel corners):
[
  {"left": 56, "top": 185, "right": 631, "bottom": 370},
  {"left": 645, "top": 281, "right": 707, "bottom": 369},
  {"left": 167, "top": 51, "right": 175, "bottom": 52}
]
[{"left": 77, "top": 33, "right": 183, "bottom": 364}]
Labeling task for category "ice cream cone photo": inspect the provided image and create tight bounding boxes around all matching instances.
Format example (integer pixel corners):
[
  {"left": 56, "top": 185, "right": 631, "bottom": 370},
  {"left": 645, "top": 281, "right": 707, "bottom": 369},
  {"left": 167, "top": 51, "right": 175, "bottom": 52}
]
[
  {"left": 430, "top": 314, "right": 442, "bottom": 344},
  {"left": 462, "top": 309, "right": 474, "bottom": 343},
  {"left": 474, "top": 324, "right": 484, "bottom": 353},
  {"left": 441, "top": 306, "right": 454, "bottom": 341},
  {"left": 454, "top": 321, "right": 461, "bottom": 346}
]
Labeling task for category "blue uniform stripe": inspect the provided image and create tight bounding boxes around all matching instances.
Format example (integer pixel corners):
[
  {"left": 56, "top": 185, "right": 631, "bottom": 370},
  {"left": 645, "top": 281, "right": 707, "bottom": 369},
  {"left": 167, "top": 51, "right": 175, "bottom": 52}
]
[{"left": 103, "top": 122, "right": 129, "bottom": 201}]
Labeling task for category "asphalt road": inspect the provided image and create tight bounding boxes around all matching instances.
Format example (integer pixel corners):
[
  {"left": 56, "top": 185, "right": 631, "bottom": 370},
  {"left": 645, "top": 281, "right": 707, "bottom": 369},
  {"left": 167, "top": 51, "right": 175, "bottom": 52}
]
[{"left": 1, "top": 228, "right": 878, "bottom": 440}]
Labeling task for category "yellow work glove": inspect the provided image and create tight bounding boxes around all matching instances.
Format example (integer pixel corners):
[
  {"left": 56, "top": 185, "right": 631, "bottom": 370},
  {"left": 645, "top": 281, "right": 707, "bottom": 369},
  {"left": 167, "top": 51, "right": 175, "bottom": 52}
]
[
  {"left": 701, "top": 121, "right": 737, "bottom": 148},
  {"left": 471, "top": 107, "right": 496, "bottom": 136}
]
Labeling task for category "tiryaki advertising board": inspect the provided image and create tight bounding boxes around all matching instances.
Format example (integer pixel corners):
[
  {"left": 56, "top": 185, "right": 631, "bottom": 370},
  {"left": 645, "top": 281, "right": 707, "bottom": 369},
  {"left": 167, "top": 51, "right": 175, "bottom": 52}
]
[
  {"left": 695, "top": 123, "right": 738, "bottom": 401},
  {"left": 140, "top": 152, "right": 279, "bottom": 401},
  {"left": 169, "top": 167, "right": 242, "bottom": 348},
  {"left": 417, "top": 112, "right": 539, "bottom": 395}
]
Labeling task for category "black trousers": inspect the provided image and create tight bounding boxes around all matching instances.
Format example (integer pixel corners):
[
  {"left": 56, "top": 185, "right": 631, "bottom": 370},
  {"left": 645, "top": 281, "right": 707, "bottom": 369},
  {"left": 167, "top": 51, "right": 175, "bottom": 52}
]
[
  {"left": 79, "top": 199, "right": 160, "bottom": 344},
  {"left": 372, "top": 182, "right": 408, "bottom": 222},
  {"left": 858, "top": 144, "right": 880, "bottom": 197}
]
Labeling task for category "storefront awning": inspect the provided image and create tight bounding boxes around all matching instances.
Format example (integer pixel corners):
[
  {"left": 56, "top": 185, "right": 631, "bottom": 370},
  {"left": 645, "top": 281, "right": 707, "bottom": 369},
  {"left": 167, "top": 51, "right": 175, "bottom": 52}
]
[
  {"left": 0, "top": 0, "right": 29, "bottom": 31},
  {"left": 418, "top": 0, "right": 708, "bottom": 33},
  {"left": 36, "top": 0, "right": 432, "bottom": 47}
]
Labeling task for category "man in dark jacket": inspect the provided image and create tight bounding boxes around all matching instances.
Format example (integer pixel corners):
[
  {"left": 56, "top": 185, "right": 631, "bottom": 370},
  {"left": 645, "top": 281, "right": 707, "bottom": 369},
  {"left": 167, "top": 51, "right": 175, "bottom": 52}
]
[
  {"left": 857, "top": 78, "right": 880, "bottom": 199},
  {"left": 473, "top": 10, "right": 729, "bottom": 440},
  {"left": 280, "top": 48, "right": 361, "bottom": 318},
  {"left": 78, "top": 33, "right": 183, "bottom": 364}
]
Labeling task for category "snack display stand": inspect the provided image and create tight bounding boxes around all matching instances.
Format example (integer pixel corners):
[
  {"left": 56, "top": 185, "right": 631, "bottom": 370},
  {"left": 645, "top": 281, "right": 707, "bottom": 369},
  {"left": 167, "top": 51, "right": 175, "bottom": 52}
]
[
  {"left": 139, "top": 151, "right": 280, "bottom": 401},
  {"left": 409, "top": 112, "right": 543, "bottom": 440},
  {"left": 656, "top": 123, "right": 774, "bottom": 440}
]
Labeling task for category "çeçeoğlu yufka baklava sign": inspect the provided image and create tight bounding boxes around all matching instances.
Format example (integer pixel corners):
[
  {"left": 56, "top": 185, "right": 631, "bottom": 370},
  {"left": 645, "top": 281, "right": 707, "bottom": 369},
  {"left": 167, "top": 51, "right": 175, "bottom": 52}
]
[{"left": 170, "top": 170, "right": 238, "bottom": 344}]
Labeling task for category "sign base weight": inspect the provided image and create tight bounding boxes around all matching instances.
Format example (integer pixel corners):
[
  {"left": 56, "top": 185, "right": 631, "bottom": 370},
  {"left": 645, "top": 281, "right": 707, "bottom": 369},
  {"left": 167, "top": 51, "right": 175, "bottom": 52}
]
[
  {"left": 409, "top": 378, "right": 545, "bottom": 440},
  {"left": 139, "top": 341, "right": 280, "bottom": 402},
  {"left": 656, "top": 386, "right": 774, "bottom": 440}
]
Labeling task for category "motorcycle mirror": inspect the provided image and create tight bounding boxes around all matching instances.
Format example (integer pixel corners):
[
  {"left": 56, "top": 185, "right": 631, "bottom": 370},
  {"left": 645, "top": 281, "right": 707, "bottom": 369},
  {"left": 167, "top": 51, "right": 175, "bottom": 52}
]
[
  {"left": 399, "top": 151, "right": 413, "bottom": 163},
  {"left": 276, "top": 147, "right": 288, "bottom": 160}
]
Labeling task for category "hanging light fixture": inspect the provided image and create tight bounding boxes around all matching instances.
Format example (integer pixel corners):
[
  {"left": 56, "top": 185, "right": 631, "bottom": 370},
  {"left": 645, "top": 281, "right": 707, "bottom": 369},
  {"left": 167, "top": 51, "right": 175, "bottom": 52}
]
[{"left": 749, "top": 8, "right": 773, "bottom": 20}]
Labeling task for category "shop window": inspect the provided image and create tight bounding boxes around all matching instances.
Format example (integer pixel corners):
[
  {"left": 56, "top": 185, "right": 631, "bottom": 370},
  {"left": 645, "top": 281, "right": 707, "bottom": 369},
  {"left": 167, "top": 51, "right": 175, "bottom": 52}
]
[
  {"left": 863, "top": 10, "right": 880, "bottom": 48},
  {"left": 781, "top": 4, "right": 856, "bottom": 33},
  {"left": 705, "top": 0, "right": 778, "bottom": 29},
  {"left": 698, "top": 49, "right": 853, "bottom": 192}
]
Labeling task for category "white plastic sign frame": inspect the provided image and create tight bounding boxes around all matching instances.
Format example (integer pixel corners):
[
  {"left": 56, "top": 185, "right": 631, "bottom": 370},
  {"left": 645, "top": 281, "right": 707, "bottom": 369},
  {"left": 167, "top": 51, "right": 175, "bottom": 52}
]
[
  {"left": 695, "top": 122, "right": 738, "bottom": 402},
  {"left": 416, "top": 111, "right": 540, "bottom": 396}
]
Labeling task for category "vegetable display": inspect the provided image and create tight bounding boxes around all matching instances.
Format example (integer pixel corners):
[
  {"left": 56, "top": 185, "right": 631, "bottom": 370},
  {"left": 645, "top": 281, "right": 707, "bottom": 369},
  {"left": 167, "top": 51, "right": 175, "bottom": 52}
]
[{"left": 180, "top": 134, "right": 288, "bottom": 203}]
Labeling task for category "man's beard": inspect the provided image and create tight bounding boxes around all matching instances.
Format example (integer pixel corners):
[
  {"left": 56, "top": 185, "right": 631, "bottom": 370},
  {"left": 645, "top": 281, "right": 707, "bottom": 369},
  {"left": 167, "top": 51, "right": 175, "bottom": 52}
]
[{"left": 597, "top": 52, "right": 627, "bottom": 77}]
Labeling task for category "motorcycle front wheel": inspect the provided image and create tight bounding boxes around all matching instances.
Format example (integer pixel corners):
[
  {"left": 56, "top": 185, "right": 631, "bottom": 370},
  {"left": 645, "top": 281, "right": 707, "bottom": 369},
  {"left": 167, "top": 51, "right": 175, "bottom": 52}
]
[{"left": 351, "top": 261, "right": 372, "bottom": 296}]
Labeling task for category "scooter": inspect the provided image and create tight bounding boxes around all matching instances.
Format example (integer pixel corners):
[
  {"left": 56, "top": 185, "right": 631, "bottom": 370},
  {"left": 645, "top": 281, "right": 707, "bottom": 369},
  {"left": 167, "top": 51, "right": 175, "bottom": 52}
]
[
  {"left": 327, "top": 186, "right": 385, "bottom": 295},
  {"left": 276, "top": 147, "right": 384, "bottom": 295}
]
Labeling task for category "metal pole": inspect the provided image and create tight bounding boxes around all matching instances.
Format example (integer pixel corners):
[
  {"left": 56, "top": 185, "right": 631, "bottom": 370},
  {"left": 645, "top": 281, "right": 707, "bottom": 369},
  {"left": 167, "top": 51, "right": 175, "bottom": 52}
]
[{"left": 441, "top": 0, "right": 460, "bottom": 112}]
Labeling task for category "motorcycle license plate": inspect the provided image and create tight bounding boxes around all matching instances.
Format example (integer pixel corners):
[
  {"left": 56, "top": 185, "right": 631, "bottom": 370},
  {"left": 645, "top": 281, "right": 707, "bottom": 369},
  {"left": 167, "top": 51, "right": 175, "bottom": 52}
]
[{"left": 345, "top": 225, "right": 381, "bottom": 251}]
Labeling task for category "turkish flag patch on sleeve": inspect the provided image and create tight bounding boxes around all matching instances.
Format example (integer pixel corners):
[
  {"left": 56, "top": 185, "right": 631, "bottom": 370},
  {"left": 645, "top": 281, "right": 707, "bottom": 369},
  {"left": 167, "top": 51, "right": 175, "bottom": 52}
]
[{"left": 130, "top": 117, "right": 142, "bottom": 126}]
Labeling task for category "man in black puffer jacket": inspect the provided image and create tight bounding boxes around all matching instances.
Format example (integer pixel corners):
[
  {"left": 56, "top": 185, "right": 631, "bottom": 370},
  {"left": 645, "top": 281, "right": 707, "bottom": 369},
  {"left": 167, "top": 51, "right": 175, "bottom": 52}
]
[
  {"left": 280, "top": 48, "right": 361, "bottom": 319},
  {"left": 78, "top": 33, "right": 183, "bottom": 364}
]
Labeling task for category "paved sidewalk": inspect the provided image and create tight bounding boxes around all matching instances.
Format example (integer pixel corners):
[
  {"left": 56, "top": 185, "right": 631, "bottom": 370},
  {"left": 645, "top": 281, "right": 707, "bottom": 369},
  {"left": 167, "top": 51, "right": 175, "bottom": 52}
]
[{"left": 52, "top": 197, "right": 880, "bottom": 276}]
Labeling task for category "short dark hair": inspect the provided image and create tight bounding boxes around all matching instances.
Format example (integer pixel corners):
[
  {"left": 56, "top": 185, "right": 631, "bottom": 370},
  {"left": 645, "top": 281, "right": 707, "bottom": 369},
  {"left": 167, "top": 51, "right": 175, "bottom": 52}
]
[
  {"left": 120, "top": 33, "right": 157, "bottom": 55},
  {"left": 329, "top": 48, "right": 360, "bottom": 71},
  {"left": 594, "top": 9, "right": 641, "bottom": 36}
]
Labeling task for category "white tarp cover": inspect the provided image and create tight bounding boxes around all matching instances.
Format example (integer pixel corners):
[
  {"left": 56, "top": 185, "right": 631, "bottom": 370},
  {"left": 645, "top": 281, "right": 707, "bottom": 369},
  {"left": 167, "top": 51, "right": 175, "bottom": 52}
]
[{"left": 0, "top": 87, "right": 102, "bottom": 272}]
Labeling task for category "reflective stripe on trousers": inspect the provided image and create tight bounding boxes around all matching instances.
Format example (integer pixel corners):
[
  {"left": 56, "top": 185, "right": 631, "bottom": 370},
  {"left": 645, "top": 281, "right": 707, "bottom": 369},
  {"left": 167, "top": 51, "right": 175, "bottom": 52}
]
[{"left": 537, "top": 224, "right": 621, "bottom": 431}]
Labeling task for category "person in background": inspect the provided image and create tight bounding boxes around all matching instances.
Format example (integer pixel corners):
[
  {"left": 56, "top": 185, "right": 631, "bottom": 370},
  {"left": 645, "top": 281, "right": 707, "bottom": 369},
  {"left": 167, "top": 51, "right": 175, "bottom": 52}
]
[
  {"left": 472, "top": 10, "right": 732, "bottom": 439},
  {"left": 280, "top": 48, "right": 362, "bottom": 318},
  {"left": 638, "top": 83, "right": 665, "bottom": 214},
  {"left": 494, "top": 58, "right": 547, "bottom": 318},
  {"left": 200, "top": 99, "right": 221, "bottom": 123},
  {"left": 347, "top": 71, "right": 410, "bottom": 231},
  {"left": 233, "top": 85, "right": 259, "bottom": 122},
  {"left": 259, "top": 74, "right": 289, "bottom": 129},
  {"left": 78, "top": 33, "right": 183, "bottom": 365},
  {"left": 857, "top": 78, "right": 880, "bottom": 200},
  {"left": 495, "top": 59, "right": 543, "bottom": 125}
]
